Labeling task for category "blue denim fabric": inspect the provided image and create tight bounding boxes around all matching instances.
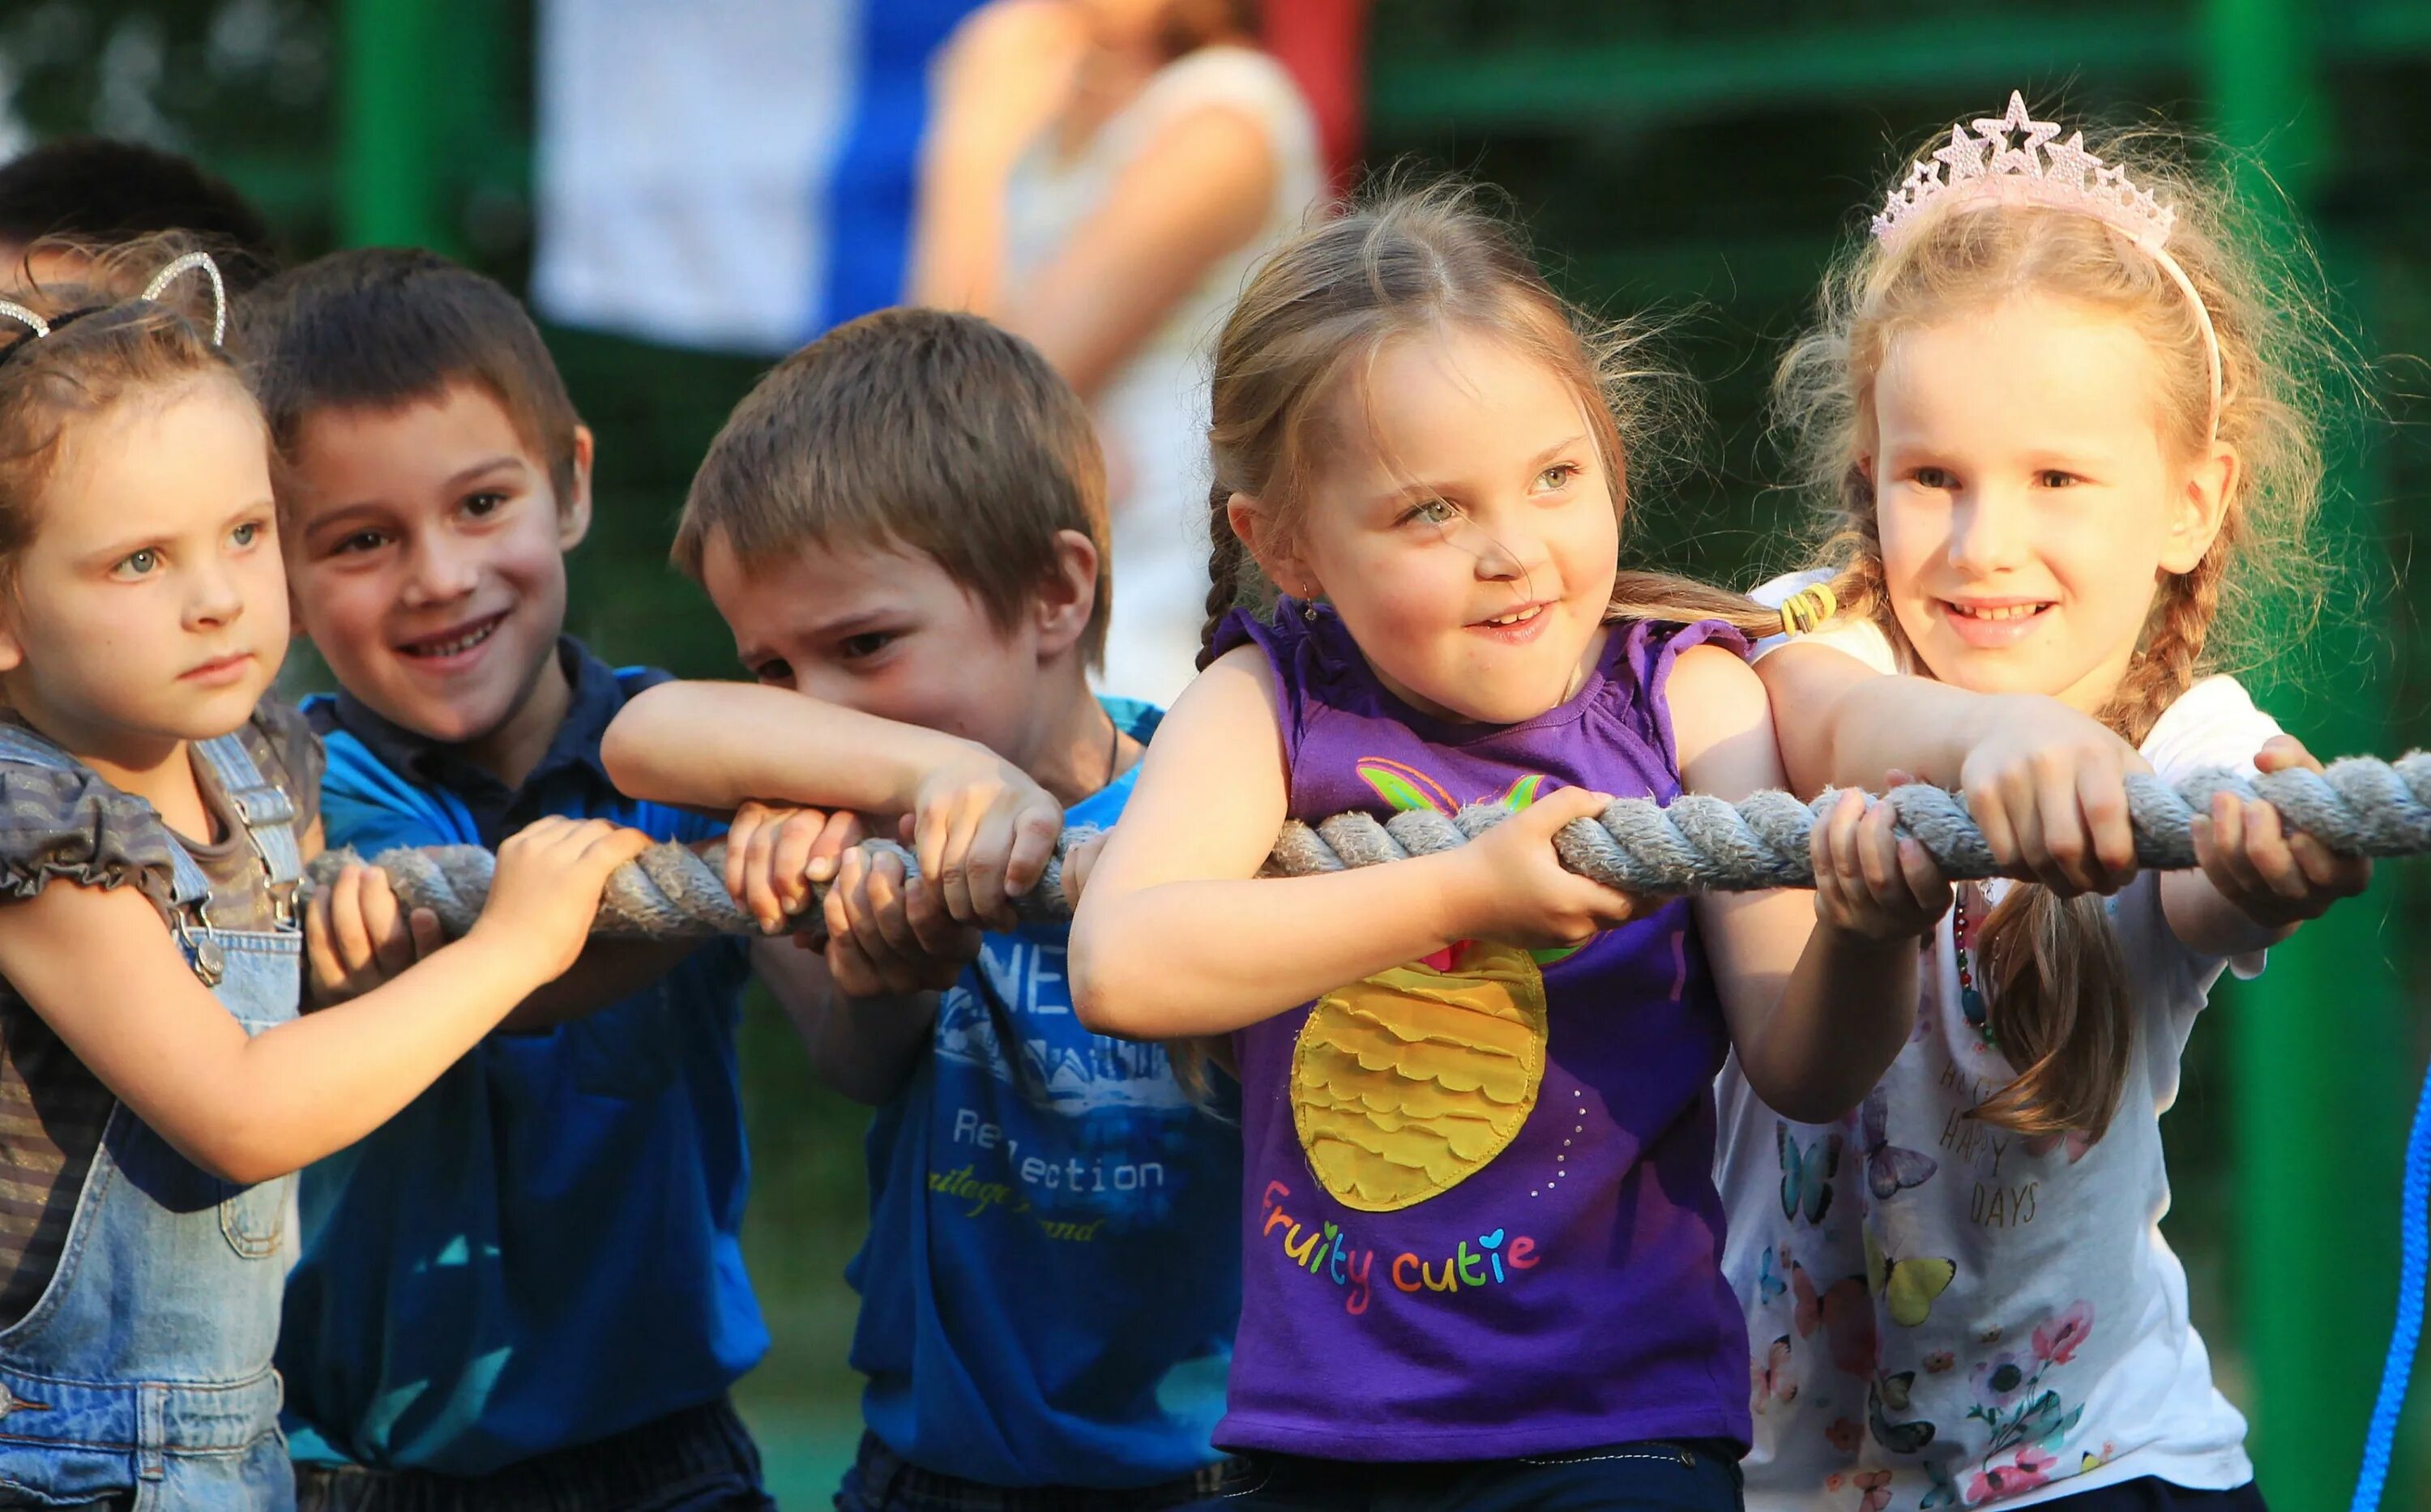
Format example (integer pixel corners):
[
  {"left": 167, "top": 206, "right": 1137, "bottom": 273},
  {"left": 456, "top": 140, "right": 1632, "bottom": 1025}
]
[{"left": 0, "top": 726, "right": 302, "bottom": 1510}]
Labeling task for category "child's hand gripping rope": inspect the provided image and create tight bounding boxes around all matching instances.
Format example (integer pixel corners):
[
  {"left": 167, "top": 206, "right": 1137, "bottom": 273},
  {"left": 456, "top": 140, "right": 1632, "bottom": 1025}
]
[{"left": 299, "top": 750, "right": 2431, "bottom": 946}]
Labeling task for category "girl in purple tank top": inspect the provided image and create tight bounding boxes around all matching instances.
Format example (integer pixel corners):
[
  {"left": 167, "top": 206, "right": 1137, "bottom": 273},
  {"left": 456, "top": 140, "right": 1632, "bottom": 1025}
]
[{"left": 1070, "top": 186, "right": 1950, "bottom": 1510}]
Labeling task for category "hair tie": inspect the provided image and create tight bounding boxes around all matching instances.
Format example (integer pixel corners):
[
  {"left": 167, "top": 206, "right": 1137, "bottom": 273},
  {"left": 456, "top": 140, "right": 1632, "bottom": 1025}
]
[{"left": 1778, "top": 583, "right": 1838, "bottom": 639}]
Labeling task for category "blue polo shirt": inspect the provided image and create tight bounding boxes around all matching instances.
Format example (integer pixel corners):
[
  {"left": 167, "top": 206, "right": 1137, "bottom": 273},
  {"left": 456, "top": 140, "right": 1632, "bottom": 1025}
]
[{"left": 280, "top": 639, "right": 764, "bottom": 1474}]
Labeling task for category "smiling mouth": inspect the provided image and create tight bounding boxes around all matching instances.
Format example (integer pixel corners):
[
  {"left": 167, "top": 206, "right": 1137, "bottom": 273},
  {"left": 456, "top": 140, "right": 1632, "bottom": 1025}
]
[
  {"left": 1945, "top": 600, "right": 2052, "bottom": 622},
  {"left": 1476, "top": 604, "right": 1547, "bottom": 629},
  {"left": 398, "top": 612, "right": 506, "bottom": 660}
]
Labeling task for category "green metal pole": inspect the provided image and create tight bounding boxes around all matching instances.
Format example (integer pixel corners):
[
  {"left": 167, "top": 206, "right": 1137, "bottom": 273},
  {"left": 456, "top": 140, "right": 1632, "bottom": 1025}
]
[
  {"left": 2206, "top": 3, "right": 2403, "bottom": 1508},
  {"left": 338, "top": 0, "right": 451, "bottom": 251}
]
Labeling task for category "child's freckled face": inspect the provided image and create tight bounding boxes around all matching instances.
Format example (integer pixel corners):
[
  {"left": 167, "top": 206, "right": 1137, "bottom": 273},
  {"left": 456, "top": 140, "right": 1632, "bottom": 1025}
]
[
  {"left": 699, "top": 532, "right": 1045, "bottom": 762},
  {"left": 1281, "top": 326, "right": 1618, "bottom": 724},
  {"left": 281, "top": 382, "right": 587, "bottom": 745},
  {"left": 1870, "top": 294, "right": 2224, "bottom": 712}
]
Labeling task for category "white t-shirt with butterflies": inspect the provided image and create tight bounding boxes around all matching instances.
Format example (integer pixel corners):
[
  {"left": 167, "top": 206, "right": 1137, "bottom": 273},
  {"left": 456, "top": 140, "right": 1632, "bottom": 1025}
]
[{"left": 1714, "top": 572, "right": 2275, "bottom": 1510}]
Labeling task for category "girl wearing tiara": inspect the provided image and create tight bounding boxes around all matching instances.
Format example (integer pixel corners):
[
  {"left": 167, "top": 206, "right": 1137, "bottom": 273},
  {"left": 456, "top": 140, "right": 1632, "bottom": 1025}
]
[
  {"left": 1069, "top": 182, "right": 1981, "bottom": 1507},
  {"left": 0, "top": 240, "right": 647, "bottom": 1510},
  {"left": 1719, "top": 94, "right": 2369, "bottom": 1510}
]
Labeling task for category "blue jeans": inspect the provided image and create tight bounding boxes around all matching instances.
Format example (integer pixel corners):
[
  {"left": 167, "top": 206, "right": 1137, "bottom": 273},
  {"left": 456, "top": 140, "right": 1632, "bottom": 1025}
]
[
  {"left": 294, "top": 1396, "right": 771, "bottom": 1512},
  {"left": 1207, "top": 1440, "right": 1744, "bottom": 1511}
]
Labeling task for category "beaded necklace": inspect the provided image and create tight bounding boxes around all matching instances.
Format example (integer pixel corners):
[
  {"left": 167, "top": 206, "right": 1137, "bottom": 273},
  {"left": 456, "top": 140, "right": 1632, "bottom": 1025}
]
[{"left": 1955, "top": 882, "right": 1997, "bottom": 1048}]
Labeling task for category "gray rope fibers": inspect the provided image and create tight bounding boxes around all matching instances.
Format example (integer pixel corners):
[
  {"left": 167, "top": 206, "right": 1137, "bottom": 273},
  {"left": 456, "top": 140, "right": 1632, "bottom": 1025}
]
[{"left": 303, "top": 751, "right": 2431, "bottom": 943}]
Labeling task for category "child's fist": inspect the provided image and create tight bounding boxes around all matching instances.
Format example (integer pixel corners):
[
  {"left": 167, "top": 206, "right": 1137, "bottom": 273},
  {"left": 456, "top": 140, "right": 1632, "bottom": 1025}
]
[
  {"left": 473, "top": 818, "right": 657, "bottom": 981},
  {"left": 2191, "top": 734, "right": 2372, "bottom": 929},
  {"left": 1810, "top": 783, "right": 1953, "bottom": 942},
  {"left": 305, "top": 861, "right": 445, "bottom": 1006},
  {"left": 722, "top": 801, "right": 867, "bottom": 934},
  {"left": 821, "top": 843, "right": 983, "bottom": 999},
  {"left": 908, "top": 750, "right": 1065, "bottom": 929},
  {"left": 1450, "top": 786, "right": 1646, "bottom": 951},
  {"left": 1957, "top": 698, "right": 2147, "bottom": 897}
]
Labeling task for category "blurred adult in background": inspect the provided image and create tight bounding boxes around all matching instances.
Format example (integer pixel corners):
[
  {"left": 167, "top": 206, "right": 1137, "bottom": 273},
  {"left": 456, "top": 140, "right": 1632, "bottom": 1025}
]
[
  {"left": 913, "top": 0, "right": 1324, "bottom": 705},
  {"left": 0, "top": 135, "right": 280, "bottom": 292}
]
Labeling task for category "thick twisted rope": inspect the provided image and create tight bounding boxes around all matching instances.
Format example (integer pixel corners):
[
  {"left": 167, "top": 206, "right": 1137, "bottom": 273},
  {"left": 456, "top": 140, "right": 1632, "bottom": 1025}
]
[
  {"left": 308, "top": 750, "right": 2431, "bottom": 1506},
  {"left": 305, "top": 751, "right": 2431, "bottom": 944}
]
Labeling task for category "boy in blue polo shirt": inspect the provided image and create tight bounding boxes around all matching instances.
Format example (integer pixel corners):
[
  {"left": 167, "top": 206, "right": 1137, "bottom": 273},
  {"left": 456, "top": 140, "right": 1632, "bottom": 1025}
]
[
  {"left": 600, "top": 308, "right": 1243, "bottom": 1510},
  {"left": 241, "top": 250, "right": 778, "bottom": 1510}
]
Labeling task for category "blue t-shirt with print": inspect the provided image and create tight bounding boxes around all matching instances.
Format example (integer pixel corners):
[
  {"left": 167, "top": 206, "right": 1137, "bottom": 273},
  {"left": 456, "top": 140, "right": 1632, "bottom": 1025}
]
[
  {"left": 279, "top": 641, "right": 764, "bottom": 1475},
  {"left": 847, "top": 698, "right": 1243, "bottom": 1489}
]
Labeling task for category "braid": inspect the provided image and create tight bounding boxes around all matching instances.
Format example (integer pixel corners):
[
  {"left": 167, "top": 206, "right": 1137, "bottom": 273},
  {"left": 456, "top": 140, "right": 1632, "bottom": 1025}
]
[
  {"left": 1198, "top": 483, "right": 1246, "bottom": 671},
  {"left": 2099, "top": 559, "right": 2224, "bottom": 745}
]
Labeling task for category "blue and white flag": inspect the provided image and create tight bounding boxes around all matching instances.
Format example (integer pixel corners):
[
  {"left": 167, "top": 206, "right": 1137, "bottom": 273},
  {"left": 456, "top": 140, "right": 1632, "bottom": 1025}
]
[{"left": 532, "top": 0, "right": 981, "bottom": 352}]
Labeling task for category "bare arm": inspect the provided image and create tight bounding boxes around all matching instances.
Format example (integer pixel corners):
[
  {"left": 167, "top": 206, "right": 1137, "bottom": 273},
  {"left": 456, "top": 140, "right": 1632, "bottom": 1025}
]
[
  {"left": 2160, "top": 735, "right": 2369, "bottom": 958},
  {"left": 1070, "top": 647, "right": 1649, "bottom": 1038},
  {"left": 1677, "top": 647, "right": 1914, "bottom": 1123},
  {"left": 1758, "top": 641, "right": 2145, "bottom": 895},
  {"left": 604, "top": 681, "right": 1002, "bottom": 819},
  {"left": 7, "top": 818, "right": 647, "bottom": 1185},
  {"left": 997, "top": 104, "right": 1278, "bottom": 400},
  {"left": 907, "top": 0, "right": 1087, "bottom": 314},
  {"left": 305, "top": 842, "right": 709, "bottom": 1031},
  {"left": 750, "top": 936, "right": 936, "bottom": 1105},
  {"left": 1072, "top": 648, "right": 1480, "bottom": 1037},
  {"left": 500, "top": 939, "right": 710, "bottom": 1032}
]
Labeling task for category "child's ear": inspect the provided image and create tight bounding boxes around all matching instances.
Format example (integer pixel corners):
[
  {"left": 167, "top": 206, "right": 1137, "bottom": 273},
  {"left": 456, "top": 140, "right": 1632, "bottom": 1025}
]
[
  {"left": 556, "top": 424, "right": 596, "bottom": 551},
  {"left": 1225, "top": 492, "right": 1314, "bottom": 600},
  {"left": 1033, "top": 527, "right": 1100, "bottom": 659},
  {"left": 2160, "top": 441, "right": 2237, "bottom": 574}
]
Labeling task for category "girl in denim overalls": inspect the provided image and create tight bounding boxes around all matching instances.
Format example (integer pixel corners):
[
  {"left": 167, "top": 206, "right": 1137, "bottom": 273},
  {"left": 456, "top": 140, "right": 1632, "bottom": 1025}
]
[{"left": 0, "top": 238, "right": 652, "bottom": 1510}]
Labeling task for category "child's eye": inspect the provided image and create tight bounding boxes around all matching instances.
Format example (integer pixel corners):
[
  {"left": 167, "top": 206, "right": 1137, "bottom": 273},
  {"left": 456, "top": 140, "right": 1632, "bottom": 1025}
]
[
  {"left": 463, "top": 491, "right": 508, "bottom": 519},
  {"left": 1911, "top": 467, "right": 1957, "bottom": 491},
  {"left": 331, "top": 529, "right": 390, "bottom": 557},
  {"left": 113, "top": 548, "right": 160, "bottom": 579},
  {"left": 837, "top": 631, "right": 897, "bottom": 661},
  {"left": 752, "top": 659, "right": 793, "bottom": 686},
  {"left": 230, "top": 520, "right": 264, "bottom": 549},
  {"left": 1405, "top": 498, "right": 1459, "bottom": 526},
  {"left": 2035, "top": 469, "right": 2078, "bottom": 489},
  {"left": 1536, "top": 463, "right": 1579, "bottom": 490}
]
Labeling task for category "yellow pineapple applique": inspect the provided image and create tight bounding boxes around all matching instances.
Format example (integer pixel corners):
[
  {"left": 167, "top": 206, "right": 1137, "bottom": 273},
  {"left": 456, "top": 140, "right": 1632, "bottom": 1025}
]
[{"left": 1290, "top": 760, "right": 1572, "bottom": 1212}]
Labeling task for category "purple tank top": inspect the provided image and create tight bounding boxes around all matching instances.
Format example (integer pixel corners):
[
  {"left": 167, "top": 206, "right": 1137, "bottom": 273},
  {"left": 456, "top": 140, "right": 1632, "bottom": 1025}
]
[{"left": 1209, "top": 600, "right": 1755, "bottom": 1462}]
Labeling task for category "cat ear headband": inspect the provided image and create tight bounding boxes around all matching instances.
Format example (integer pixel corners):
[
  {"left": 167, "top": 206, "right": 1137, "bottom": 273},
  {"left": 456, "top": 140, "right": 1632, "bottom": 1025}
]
[
  {"left": 0, "top": 249, "right": 229, "bottom": 367},
  {"left": 1871, "top": 91, "right": 2223, "bottom": 442}
]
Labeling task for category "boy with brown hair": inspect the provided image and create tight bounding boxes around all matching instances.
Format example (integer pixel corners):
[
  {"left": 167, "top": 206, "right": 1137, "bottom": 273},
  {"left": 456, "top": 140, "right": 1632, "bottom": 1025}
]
[
  {"left": 241, "top": 248, "right": 783, "bottom": 1511},
  {"left": 602, "top": 306, "right": 1243, "bottom": 1510}
]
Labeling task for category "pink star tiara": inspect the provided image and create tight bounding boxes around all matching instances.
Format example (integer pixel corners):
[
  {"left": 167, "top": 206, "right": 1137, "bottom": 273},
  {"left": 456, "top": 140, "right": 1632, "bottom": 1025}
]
[
  {"left": 1871, "top": 92, "right": 2175, "bottom": 252},
  {"left": 1870, "top": 91, "right": 2221, "bottom": 438}
]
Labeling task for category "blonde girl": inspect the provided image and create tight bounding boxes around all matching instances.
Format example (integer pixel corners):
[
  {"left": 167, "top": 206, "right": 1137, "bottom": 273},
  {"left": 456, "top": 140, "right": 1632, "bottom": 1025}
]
[
  {"left": 0, "top": 240, "right": 646, "bottom": 1510},
  {"left": 1720, "top": 94, "right": 2369, "bottom": 1511}
]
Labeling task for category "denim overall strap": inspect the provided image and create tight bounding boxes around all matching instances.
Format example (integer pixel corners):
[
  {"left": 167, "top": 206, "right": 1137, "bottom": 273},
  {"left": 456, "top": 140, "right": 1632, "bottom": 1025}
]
[
  {"left": 194, "top": 732, "right": 302, "bottom": 895},
  {"left": 0, "top": 726, "right": 301, "bottom": 1510}
]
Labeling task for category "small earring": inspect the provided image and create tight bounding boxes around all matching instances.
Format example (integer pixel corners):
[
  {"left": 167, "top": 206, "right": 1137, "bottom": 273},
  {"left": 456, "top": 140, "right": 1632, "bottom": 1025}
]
[{"left": 1301, "top": 597, "right": 1319, "bottom": 622}]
